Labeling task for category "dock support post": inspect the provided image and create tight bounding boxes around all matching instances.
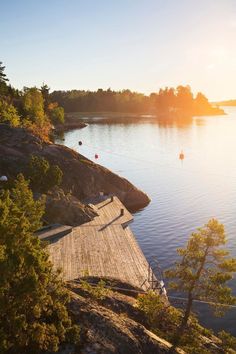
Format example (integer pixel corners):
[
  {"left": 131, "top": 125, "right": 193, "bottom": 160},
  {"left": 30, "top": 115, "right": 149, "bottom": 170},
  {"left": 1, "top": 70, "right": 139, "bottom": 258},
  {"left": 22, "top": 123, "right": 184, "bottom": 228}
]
[{"left": 120, "top": 208, "right": 124, "bottom": 216}]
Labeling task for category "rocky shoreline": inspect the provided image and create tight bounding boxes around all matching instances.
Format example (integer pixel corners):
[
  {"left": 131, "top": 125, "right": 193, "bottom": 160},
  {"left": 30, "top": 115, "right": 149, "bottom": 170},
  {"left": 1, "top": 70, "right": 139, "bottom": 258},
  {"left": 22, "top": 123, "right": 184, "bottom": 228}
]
[
  {"left": 0, "top": 124, "right": 150, "bottom": 226},
  {"left": 54, "top": 121, "right": 87, "bottom": 133}
]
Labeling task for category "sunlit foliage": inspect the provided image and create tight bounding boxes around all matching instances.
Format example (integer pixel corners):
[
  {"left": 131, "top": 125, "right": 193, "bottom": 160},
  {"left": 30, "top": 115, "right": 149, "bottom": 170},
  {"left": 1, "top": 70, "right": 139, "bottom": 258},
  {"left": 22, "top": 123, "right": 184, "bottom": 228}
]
[
  {"left": 0, "top": 100, "right": 20, "bottom": 127},
  {"left": 0, "top": 175, "right": 80, "bottom": 353},
  {"left": 165, "top": 219, "right": 236, "bottom": 351},
  {"left": 22, "top": 87, "right": 46, "bottom": 124},
  {"left": 51, "top": 86, "right": 224, "bottom": 116}
]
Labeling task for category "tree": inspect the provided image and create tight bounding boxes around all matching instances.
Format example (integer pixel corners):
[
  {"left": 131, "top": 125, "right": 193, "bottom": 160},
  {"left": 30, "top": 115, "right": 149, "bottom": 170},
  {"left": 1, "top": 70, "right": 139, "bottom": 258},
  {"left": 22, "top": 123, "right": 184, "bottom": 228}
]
[
  {"left": 194, "top": 92, "right": 212, "bottom": 115},
  {"left": 22, "top": 87, "right": 46, "bottom": 125},
  {"left": 46, "top": 164, "right": 63, "bottom": 190},
  {"left": 0, "top": 100, "right": 20, "bottom": 127},
  {"left": 40, "top": 83, "right": 50, "bottom": 112},
  {"left": 176, "top": 85, "right": 193, "bottom": 114},
  {"left": 0, "top": 61, "right": 9, "bottom": 96},
  {"left": 0, "top": 175, "right": 79, "bottom": 353},
  {"left": 165, "top": 219, "right": 236, "bottom": 352},
  {"left": 28, "top": 154, "right": 50, "bottom": 192},
  {"left": 49, "top": 104, "right": 65, "bottom": 125},
  {"left": 28, "top": 155, "right": 63, "bottom": 192},
  {"left": 0, "top": 61, "right": 8, "bottom": 84}
]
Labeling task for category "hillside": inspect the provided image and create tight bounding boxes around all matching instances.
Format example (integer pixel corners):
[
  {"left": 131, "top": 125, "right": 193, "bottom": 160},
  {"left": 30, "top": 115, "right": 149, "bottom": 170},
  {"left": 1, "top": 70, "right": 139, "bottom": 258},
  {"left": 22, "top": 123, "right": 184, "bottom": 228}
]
[
  {"left": 0, "top": 124, "right": 150, "bottom": 225},
  {"left": 55, "top": 282, "right": 229, "bottom": 354}
]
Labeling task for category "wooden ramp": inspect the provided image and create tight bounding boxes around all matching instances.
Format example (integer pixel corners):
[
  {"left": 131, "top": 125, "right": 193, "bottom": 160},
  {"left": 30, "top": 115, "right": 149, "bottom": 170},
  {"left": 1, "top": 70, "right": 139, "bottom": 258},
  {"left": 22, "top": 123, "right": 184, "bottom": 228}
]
[{"left": 47, "top": 196, "right": 158, "bottom": 291}]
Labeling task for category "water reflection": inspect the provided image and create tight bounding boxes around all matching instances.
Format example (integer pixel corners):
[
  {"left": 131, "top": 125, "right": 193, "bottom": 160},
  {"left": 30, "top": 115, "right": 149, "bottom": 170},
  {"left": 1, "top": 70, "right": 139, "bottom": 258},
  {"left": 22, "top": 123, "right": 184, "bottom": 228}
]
[
  {"left": 56, "top": 106, "right": 236, "bottom": 335},
  {"left": 73, "top": 114, "right": 194, "bottom": 128}
]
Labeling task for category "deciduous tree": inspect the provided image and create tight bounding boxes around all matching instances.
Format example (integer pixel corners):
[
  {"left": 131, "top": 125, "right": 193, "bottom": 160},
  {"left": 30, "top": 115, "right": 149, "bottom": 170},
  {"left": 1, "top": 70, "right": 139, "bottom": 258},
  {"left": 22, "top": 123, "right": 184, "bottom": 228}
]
[
  {"left": 0, "top": 100, "right": 20, "bottom": 127},
  {"left": 23, "top": 87, "right": 46, "bottom": 125}
]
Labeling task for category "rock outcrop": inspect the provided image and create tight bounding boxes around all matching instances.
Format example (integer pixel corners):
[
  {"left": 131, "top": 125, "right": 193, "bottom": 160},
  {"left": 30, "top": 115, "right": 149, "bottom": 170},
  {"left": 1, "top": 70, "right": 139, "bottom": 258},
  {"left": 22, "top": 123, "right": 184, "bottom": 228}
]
[
  {"left": 44, "top": 188, "right": 99, "bottom": 226},
  {"left": 63, "top": 284, "right": 174, "bottom": 354},
  {"left": 0, "top": 125, "right": 150, "bottom": 225}
]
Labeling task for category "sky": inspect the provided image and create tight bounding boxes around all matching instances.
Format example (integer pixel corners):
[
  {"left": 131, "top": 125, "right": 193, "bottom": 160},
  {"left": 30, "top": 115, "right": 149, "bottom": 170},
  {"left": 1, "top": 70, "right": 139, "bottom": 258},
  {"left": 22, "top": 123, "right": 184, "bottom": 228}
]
[{"left": 1, "top": 0, "right": 236, "bottom": 100}]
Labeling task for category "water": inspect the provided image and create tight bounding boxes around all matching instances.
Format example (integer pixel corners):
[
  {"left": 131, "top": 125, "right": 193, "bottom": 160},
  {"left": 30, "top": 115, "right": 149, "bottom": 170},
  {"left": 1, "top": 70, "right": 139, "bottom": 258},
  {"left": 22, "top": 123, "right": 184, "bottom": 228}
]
[{"left": 56, "top": 107, "right": 236, "bottom": 335}]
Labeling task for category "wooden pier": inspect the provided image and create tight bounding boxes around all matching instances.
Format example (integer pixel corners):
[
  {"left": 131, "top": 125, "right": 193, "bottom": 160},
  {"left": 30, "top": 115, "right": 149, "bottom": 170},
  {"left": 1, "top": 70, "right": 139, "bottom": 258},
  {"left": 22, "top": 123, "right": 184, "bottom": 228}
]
[{"left": 44, "top": 196, "right": 160, "bottom": 291}]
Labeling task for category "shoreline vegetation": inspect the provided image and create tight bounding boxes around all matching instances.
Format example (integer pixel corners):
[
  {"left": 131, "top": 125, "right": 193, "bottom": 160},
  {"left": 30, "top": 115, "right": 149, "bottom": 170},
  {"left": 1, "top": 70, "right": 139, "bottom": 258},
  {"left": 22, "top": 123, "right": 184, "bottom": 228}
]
[
  {"left": 51, "top": 86, "right": 225, "bottom": 131},
  {"left": 0, "top": 61, "right": 225, "bottom": 139},
  {"left": 215, "top": 99, "right": 236, "bottom": 106}
]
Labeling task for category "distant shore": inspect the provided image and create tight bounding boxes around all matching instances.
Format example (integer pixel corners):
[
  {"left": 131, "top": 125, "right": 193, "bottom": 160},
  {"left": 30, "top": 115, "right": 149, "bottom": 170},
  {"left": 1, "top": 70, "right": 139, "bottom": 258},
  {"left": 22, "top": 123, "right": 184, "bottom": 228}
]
[
  {"left": 54, "top": 121, "right": 87, "bottom": 133},
  {"left": 59, "top": 108, "right": 226, "bottom": 129}
]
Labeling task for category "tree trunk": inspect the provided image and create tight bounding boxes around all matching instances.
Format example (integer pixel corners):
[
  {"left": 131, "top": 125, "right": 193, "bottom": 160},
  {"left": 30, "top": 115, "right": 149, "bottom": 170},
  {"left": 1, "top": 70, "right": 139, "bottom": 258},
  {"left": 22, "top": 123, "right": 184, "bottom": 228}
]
[
  {"left": 168, "top": 293, "right": 193, "bottom": 353},
  {"left": 168, "top": 246, "right": 209, "bottom": 353}
]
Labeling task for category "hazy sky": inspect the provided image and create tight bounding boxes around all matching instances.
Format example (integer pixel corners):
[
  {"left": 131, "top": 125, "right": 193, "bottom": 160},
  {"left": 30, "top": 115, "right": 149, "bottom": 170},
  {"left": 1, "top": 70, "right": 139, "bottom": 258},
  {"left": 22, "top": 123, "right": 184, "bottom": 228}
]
[{"left": 1, "top": 0, "right": 236, "bottom": 100}]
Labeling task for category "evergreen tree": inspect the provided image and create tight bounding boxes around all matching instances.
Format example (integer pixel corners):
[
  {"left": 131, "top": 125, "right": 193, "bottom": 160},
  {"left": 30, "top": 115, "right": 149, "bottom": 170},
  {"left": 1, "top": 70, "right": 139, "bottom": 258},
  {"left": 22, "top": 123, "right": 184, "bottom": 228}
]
[
  {"left": 0, "top": 61, "right": 9, "bottom": 96},
  {"left": 40, "top": 83, "right": 50, "bottom": 112},
  {"left": 166, "top": 219, "right": 236, "bottom": 353},
  {"left": 0, "top": 61, "right": 8, "bottom": 84},
  {"left": 0, "top": 175, "right": 79, "bottom": 353},
  {"left": 28, "top": 155, "right": 63, "bottom": 192}
]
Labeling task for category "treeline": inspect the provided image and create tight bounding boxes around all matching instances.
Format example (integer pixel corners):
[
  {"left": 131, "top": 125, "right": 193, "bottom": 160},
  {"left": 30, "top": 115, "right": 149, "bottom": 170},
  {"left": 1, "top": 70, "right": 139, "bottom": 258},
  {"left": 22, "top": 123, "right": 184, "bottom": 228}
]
[
  {"left": 0, "top": 62, "right": 64, "bottom": 140},
  {"left": 51, "top": 86, "right": 224, "bottom": 116},
  {"left": 0, "top": 60, "right": 225, "bottom": 141},
  {"left": 216, "top": 99, "right": 236, "bottom": 106}
]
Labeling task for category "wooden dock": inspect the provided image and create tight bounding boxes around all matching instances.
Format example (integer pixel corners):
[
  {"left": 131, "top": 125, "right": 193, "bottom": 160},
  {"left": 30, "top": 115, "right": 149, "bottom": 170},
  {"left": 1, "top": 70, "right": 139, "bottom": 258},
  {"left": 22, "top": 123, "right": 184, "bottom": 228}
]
[
  {"left": 36, "top": 224, "right": 72, "bottom": 241},
  {"left": 46, "top": 196, "right": 159, "bottom": 291}
]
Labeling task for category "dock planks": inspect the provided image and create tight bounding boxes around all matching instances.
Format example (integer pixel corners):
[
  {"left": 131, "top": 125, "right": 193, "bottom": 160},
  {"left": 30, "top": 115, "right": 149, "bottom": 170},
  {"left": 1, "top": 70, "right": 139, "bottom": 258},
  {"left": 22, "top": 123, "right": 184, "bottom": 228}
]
[{"left": 47, "top": 196, "right": 155, "bottom": 291}]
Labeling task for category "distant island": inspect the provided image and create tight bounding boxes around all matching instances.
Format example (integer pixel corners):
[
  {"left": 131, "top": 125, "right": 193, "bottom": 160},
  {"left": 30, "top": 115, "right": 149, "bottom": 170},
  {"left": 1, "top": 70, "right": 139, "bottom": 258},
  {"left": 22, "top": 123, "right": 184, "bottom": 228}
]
[
  {"left": 51, "top": 86, "right": 225, "bottom": 119},
  {"left": 214, "top": 99, "right": 236, "bottom": 106}
]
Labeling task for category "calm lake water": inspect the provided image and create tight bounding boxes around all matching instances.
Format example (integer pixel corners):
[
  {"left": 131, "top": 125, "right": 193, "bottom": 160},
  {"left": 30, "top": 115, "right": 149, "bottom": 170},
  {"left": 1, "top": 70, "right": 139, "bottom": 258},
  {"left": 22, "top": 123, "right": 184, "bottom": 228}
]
[{"left": 56, "top": 107, "right": 236, "bottom": 335}]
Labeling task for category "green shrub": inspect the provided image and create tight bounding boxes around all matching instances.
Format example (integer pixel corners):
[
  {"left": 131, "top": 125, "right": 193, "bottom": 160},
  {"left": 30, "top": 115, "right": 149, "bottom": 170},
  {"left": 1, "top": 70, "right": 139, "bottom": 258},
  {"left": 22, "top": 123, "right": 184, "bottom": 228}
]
[
  {"left": 28, "top": 155, "right": 63, "bottom": 192},
  {"left": 137, "top": 291, "right": 181, "bottom": 334},
  {"left": 80, "top": 279, "right": 110, "bottom": 300},
  {"left": 136, "top": 291, "right": 219, "bottom": 353},
  {"left": 218, "top": 330, "right": 236, "bottom": 352},
  {"left": 50, "top": 106, "right": 65, "bottom": 125},
  {"left": 0, "top": 100, "right": 20, "bottom": 127},
  {"left": 46, "top": 164, "right": 63, "bottom": 190}
]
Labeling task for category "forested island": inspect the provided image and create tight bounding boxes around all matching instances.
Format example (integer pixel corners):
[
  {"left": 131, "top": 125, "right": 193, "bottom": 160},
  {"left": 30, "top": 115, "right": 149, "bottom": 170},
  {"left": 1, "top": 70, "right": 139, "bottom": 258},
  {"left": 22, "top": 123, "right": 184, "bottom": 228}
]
[
  {"left": 51, "top": 86, "right": 224, "bottom": 117},
  {"left": 215, "top": 99, "right": 236, "bottom": 106}
]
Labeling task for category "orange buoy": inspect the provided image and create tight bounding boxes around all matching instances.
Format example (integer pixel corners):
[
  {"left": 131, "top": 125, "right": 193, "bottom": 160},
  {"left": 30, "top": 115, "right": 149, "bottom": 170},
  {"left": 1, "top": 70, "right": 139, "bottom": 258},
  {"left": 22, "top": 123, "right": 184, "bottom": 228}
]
[
  {"left": 179, "top": 150, "right": 185, "bottom": 160},
  {"left": 95, "top": 154, "right": 99, "bottom": 159}
]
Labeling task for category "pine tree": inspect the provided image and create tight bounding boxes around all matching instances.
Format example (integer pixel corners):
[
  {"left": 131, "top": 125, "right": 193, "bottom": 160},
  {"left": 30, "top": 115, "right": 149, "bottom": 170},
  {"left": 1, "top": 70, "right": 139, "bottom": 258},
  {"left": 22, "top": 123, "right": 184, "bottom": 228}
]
[
  {"left": 0, "top": 62, "right": 8, "bottom": 84},
  {"left": 0, "top": 174, "right": 79, "bottom": 353},
  {"left": 0, "top": 61, "right": 9, "bottom": 96},
  {"left": 166, "top": 219, "right": 236, "bottom": 353}
]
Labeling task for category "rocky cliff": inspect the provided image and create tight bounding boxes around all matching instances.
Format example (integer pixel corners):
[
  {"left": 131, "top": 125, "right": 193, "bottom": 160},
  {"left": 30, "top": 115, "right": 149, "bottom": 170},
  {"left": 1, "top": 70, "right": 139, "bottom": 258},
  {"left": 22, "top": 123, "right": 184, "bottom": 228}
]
[{"left": 0, "top": 124, "right": 150, "bottom": 225}]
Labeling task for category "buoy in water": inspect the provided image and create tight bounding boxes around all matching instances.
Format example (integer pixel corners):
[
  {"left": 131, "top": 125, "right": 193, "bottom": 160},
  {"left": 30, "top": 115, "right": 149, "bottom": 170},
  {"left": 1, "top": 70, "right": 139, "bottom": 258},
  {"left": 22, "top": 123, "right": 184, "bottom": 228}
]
[
  {"left": 95, "top": 154, "right": 99, "bottom": 159},
  {"left": 78, "top": 141, "right": 82, "bottom": 146},
  {"left": 179, "top": 151, "right": 185, "bottom": 160}
]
